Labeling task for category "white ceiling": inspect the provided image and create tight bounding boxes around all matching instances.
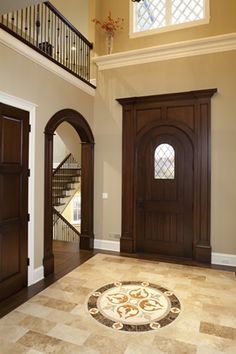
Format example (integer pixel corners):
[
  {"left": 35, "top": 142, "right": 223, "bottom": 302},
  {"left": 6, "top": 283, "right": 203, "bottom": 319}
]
[{"left": 0, "top": 0, "right": 44, "bottom": 15}]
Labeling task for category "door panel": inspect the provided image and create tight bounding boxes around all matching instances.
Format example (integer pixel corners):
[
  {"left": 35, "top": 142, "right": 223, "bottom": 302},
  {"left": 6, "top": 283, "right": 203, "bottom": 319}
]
[
  {"left": 2, "top": 116, "right": 22, "bottom": 163},
  {"left": 118, "top": 89, "right": 217, "bottom": 262},
  {"left": 136, "top": 127, "right": 193, "bottom": 258},
  {"left": 0, "top": 103, "right": 29, "bottom": 301}
]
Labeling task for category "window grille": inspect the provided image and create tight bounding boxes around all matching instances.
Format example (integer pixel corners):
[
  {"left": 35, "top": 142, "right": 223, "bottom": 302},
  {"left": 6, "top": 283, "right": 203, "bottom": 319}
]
[
  {"left": 132, "top": 0, "right": 208, "bottom": 35},
  {"left": 154, "top": 143, "right": 175, "bottom": 179}
]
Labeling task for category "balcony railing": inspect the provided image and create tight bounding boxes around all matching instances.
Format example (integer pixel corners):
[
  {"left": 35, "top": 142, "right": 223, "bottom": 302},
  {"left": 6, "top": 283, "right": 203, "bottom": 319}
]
[
  {"left": 0, "top": 1, "right": 94, "bottom": 87},
  {"left": 53, "top": 207, "right": 80, "bottom": 243}
]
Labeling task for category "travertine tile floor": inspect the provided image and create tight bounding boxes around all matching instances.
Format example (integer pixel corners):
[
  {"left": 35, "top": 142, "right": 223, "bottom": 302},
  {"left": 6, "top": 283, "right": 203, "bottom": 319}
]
[{"left": 0, "top": 253, "right": 236, "bottom": 353}]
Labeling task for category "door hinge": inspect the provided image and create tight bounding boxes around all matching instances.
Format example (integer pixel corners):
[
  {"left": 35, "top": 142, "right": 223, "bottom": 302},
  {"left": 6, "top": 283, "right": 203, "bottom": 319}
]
[
  {"left": 27, "top": 213, "right": 30, "bottom": 222},
  {"left": 29, "top": 124, "right": 31, "bottom": 133},
  {"left": 28, "top": 169, "right": 30, "bottom": 177},
  {"left": 27, "top": 258, "right": 30, "bottom": 266}
]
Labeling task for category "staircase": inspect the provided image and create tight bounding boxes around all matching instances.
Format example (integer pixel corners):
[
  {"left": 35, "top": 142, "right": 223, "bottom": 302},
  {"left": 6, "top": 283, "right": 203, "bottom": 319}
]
[
  {"left": 53, "top": 153, "right": 80, "bottom": 211},
  {"left": 53, "top": 153, "right": 81, "bottom": 242}
]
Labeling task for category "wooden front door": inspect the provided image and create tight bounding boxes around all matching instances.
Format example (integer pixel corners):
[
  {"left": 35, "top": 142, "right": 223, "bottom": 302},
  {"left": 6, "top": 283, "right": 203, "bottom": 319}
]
[
  {"left": 136, "top": 126, "right": 193, "bottom": 257},
  {"left": 117, "top": 89, "right": 217, "bottom": 263},
  {"left": 0, "top": 103, "right": 29, "bottom": 302}
]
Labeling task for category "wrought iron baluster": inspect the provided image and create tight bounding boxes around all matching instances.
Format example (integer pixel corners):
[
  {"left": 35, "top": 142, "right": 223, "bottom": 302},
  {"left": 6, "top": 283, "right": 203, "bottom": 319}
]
[
  {"left": 0, "top": 1, "right": 94, "bottom": 86},
  {"left": 11, "top": 12, "right": 14, "bottom": 31},
  {"left": 33, "top": 5, "right": 35, "bottom": 44},
  {"left": 25, "top": 7, "right": 29, "bottom": 40},
  {"left": 57, "top": 15, "right": 60, "bottom": 60},
  {"left": 40, "top": 3, "right": 43, "bottom": 45},
  {"left": 44, "top": 4, "right": 47, "bottom": 45},
  {"left": 29, "top": 7, "right": 32, "bottom": 42},
  {"left": 47, "top": 9, "right": 50, "bottom": 49},
  {"left": 60, "top": 19, "right": 63, "bottom": 63},
  {"left": 36, "top": 4, "right": 40, "bottom": 46}
]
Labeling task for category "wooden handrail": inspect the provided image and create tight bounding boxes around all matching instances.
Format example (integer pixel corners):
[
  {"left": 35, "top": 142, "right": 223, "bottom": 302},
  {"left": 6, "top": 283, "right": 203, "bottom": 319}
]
[
  {"left": 53, "top": 153, "right": 71, "bottom": 176},
  {"left": 53, "top": 207, "right": 80, "bottom": 237},
  {"left": 44, "top": 2, "right": 93, "bottom": 48}
]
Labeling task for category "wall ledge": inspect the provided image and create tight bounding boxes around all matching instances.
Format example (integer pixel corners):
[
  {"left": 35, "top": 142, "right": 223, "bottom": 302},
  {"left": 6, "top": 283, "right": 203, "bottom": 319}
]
[
  {"left": 92, "top": 32, "right": 236, "bottom": 70},
  {"left": 0, "top": 29, "right": 96, "bottom": 97}
]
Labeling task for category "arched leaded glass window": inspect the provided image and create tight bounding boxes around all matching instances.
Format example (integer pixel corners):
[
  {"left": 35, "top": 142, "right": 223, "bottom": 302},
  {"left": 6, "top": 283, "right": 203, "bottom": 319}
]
[{"left": 154, "top": 143, "right": 175, "bottom": 179}]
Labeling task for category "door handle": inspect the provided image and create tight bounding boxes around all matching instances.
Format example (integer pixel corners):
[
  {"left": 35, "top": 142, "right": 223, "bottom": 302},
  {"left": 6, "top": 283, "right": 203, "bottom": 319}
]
[{"left": 137, "top": 199, "right": 144, "bottom": 209}]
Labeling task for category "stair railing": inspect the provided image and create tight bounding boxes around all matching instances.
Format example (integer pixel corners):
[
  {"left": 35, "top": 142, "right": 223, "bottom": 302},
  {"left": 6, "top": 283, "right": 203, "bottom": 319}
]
[
  {"left": 0, "top": 1, "right": 94, "bottom": 87},
  {"left": 53, "top": 153, "right": 81, "bottom": 207},
  {"left": 53, "top": 207, "right": 80, "bottom": 242}
]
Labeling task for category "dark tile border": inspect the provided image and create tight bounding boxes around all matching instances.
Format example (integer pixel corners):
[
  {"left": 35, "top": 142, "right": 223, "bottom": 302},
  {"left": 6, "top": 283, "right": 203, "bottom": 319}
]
[{"left": 87, "top": 281, "right": 181, "bottom": 332}]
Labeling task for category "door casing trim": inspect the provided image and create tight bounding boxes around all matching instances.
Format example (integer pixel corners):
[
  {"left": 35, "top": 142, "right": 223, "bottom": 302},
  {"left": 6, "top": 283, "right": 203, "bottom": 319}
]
[
  {"left": 0, "top": 91, "right": 38, "bottom": 285},
  {"left": 44, "top": 109, "right": 95, "bottom": 277},
  {"left": 117, "top": 89, "right": 217, "bottom": 263}
]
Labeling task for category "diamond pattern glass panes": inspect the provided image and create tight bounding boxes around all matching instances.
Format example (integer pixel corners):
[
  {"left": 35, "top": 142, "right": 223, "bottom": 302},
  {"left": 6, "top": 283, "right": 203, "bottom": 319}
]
[
  {"left": 135, "top": 0, "right": 166, "bottom": 32},
  {"left": 133, "top": 0, "right": 206, "bottom": 34},
  {"left": 154, "top": 144, "right": 175, "bottom": 179},
  {"left": 172, "top": 0, "right": 204, "bottom": 24}
]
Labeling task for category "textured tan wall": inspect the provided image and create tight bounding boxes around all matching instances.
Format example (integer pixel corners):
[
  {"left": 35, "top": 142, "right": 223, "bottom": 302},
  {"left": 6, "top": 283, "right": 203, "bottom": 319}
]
[
  {"left": 53, "top": 133, "right": 69, "bottom": 163},
  {"left": 93, "top": 50, "right": 236, "bottom": 255},
  {"left": 0, "top": 42, "right": 94, "bottom": 268},
  {"left": 51, "top": 0, "right": 89, "bottom": 37},
  {"left": 56, "top": 122, "right": 82, "bottom": 164},
  {"left": 0, "top": 0, "right": 43, "bottom": 15},
  {"left": 92, "top": 0, "right": 236, "bottom": 55}
]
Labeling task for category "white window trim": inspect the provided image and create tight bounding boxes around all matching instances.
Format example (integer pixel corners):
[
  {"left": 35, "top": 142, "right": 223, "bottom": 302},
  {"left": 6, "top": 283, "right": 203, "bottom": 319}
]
[
  {"left": 71, "top": 194, "right": 81, "bottom": 225},
  {"left": 129, "top": 0, "right": 210, "bottom": 39}
]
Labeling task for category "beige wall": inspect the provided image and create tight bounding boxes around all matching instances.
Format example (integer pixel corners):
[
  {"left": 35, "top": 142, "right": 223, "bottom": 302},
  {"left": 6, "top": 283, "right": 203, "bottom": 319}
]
[
  {"left": 0, "top": 42, "right": 94, "bottom": 268},
  {"left": 51, "top": 0, "right": 89, "bottom": 37},
  {"left": 56, "top": 122, "right": 82, "bottom": 164},
  {"left": 1, "top": 0, "right": 235, "bottom": 273},
  {"left": 53, "top": 133, "right": 69, "bottom": 164},
  {"left": 92, "top": 0, "right": 236, "bottom": 55},
  {"left": 0, "top": 0, "right": 43, "bottom": 15},
  {"left": 62, "top": 190, "right": 80, "bottom": 230},
  {"left": 93, "top": 50, "right": 236, "bottom": 255}
]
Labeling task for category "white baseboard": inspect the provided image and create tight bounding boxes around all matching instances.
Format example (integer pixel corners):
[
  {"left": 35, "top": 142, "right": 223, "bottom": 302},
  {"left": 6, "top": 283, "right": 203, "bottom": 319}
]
[
  {"left": 28, "top": 266, "right": 44, "bottom": 286},
  {"left": 212, "top": 252, "right": 236, "bottom": 267},
  {"left": 94, "top": 239, "right": 120, "bottom": 252}
]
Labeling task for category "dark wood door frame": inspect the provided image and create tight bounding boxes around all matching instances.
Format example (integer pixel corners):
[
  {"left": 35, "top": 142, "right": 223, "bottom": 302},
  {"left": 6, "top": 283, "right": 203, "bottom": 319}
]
[
  {"left": 0, "top": 103, "right": 29, "bottom": 300},
  {"left": 44, "top": 109, "right": 94, "bottom": 277},
  {"left": 117, "top": 89, "right": 217, "bottom": 263}
]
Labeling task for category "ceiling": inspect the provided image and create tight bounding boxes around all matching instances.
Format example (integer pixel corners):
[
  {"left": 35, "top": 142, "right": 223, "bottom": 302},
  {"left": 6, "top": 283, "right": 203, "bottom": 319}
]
[{"left": 0, "top": 0, "right": 44, "bottom": 15}]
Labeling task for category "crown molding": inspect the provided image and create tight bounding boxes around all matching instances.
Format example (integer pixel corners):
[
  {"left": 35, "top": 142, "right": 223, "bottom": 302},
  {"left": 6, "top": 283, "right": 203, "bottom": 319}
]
[
  {"left": 0, "top": 29, "right": 96, "bottom": 96},
  {"left": 92, "top": 32, "right": 236, "bottom": 71}
]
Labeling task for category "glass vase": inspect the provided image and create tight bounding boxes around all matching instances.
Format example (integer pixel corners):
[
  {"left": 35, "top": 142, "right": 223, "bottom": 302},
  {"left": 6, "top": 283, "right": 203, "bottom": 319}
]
[{"left": 106, "top": 32, "right": 113, "bottom": 54}]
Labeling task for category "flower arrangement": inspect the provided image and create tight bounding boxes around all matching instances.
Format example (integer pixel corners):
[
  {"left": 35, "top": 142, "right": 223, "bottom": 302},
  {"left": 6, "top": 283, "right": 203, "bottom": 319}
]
[{"left": 92, "top": 12, "right": 124, "bottom": 37}]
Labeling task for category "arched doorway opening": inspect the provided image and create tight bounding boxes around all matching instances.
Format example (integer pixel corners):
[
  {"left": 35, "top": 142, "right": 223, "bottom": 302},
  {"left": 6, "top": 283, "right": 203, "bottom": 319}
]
[{"left": 44, "top": 109, "right": 94, "bottom": 277}]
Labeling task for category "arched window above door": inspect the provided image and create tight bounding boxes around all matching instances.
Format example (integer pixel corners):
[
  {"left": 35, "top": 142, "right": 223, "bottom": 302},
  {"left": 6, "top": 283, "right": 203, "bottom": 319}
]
[{"left": 154, "top": 143, "right": 175, "bottom": 179}]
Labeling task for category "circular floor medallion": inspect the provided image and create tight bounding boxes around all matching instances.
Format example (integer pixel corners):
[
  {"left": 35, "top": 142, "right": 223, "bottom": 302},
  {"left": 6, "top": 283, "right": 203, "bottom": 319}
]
[{"left": 87, "top": 281, "right": 181, "bottom": 332}]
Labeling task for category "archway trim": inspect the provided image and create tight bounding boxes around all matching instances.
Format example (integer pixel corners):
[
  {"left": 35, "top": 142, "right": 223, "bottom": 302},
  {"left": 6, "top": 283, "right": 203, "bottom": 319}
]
[{"left": 44, "top": 109, "right": 94, "bottom": 277}]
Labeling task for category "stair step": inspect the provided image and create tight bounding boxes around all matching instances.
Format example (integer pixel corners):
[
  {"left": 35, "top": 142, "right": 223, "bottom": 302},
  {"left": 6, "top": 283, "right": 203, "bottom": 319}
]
[
  {"left": 53, "top": 202, "right": 66, "bottom": 207},
  {"left": 53, "top": 193, "right": 68, "bottom": 198},
  {"left": 53, "top": 176, "right": 80, "bottom": 181},
  {"left": 53, "top": 167, "right": 80, "bottom": 171},
  {"left": 53, "top": 172, "right": 80, "bottom": 176}
]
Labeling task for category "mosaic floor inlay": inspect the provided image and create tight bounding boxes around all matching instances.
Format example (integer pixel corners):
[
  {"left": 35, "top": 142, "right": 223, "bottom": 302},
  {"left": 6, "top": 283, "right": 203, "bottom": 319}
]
[
  {"left": 87, "top": 281, "right": 181, "bottom": 331},
  {"left": 0, "top": 253, "right": 236, "bottom": 353}
]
